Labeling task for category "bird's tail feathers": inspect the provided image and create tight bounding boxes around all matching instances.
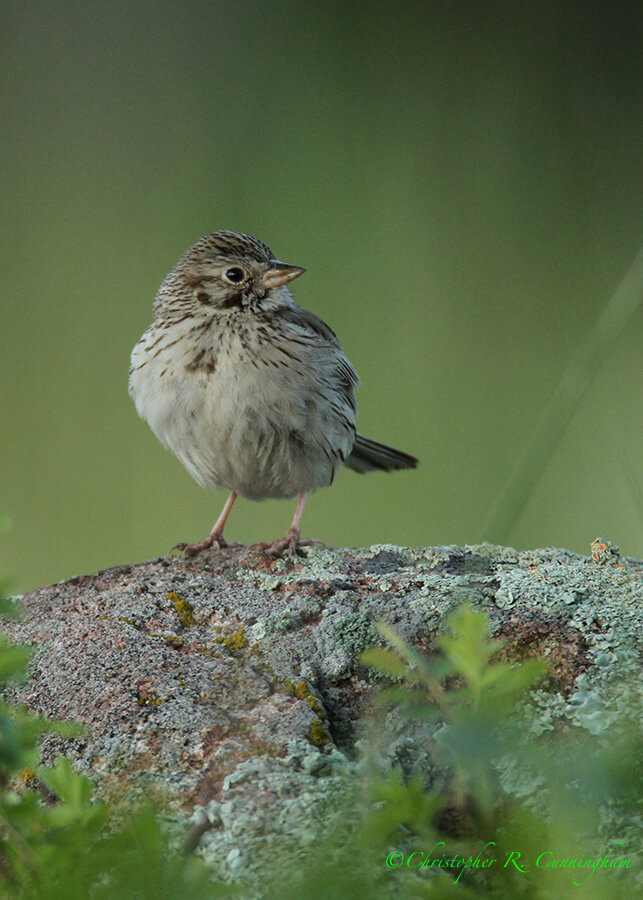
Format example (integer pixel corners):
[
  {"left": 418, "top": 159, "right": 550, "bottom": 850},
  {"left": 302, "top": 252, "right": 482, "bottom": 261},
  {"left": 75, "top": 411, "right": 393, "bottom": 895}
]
[{"left": 345, "top": 433, "right": 418, "bottom": 474}]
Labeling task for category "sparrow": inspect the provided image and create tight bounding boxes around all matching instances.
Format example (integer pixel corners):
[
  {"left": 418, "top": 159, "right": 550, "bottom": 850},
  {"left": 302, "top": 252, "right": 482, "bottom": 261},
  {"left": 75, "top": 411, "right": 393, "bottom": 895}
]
[{"left": 129, "top": 231, "right": 417, "bottom": 555}]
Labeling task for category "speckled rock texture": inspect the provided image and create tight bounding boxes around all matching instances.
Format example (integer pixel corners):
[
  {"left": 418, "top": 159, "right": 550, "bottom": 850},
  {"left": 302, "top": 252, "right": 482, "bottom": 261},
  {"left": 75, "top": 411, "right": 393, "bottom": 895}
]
[{"left": 3, "top": 543, "right": 641, "bottom": 882}]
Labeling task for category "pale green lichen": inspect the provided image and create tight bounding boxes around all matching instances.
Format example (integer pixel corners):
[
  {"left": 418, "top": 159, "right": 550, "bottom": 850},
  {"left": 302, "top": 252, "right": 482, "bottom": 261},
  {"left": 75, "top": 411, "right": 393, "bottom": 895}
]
[{"left": 9, "top": 541, "right": 639, "bottom": 892}]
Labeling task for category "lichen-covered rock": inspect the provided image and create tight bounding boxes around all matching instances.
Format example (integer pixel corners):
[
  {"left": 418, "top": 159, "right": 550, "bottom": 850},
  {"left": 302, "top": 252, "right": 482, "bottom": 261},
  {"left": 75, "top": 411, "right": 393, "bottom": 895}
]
[{"left": 3, "top": 543, "right": 641, "bottom": 884}]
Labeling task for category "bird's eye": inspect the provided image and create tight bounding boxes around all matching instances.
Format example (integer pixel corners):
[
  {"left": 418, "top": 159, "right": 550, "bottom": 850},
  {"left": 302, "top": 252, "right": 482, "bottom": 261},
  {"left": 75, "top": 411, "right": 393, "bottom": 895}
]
[{"left": 224, "top": 267, "right": 245, "bottom": 284}]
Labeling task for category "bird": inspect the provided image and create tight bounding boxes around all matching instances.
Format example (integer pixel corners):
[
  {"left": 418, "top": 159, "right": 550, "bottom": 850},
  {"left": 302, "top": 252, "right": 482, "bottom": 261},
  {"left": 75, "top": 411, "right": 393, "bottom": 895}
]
[{"left": 129, "top": 230, "right": 417, "bottom": 556}]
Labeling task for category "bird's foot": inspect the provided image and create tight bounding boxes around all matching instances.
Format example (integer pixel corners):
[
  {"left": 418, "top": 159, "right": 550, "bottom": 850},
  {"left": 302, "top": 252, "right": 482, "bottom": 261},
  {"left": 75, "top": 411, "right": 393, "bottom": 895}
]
[
  {"left": 172, "top": 533, "right": 242, "bottom": 558},
  {"left": 250, "top": 529, "right": 323, "bottom": 558}
]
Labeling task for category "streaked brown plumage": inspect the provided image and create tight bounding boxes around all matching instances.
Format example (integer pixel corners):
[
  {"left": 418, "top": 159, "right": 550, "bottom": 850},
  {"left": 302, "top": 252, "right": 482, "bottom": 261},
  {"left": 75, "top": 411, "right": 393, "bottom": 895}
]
[{"left": 129, "top": 231, "right": 417, "bottom": 554}]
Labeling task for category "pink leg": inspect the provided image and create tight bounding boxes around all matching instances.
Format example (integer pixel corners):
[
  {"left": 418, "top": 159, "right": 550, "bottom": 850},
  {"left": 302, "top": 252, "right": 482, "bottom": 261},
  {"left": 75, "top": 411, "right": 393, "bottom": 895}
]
[
  {"left": 290, "top": 491, "right": 308, "bottom": 536},
  {"left": 174, "top": 491, "right": 239, "bottom": 557},
  {"left": 252, "top": 492, "right": 320, "bottom": 556}
]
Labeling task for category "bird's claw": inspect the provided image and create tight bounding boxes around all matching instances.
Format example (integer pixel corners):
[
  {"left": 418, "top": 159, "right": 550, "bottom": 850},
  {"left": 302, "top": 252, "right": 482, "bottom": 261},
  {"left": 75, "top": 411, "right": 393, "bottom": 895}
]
[
  {"left": 249, "top": 534, "right": 323, "bottom": 558},
  {"left": 171, "top": 535, "right": 242, "bottom": 558}
]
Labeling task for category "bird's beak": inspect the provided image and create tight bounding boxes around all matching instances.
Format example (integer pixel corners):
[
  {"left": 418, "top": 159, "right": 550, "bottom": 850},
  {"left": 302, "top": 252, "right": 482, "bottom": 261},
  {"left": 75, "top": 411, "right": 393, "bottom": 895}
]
[{"left": 263, "top": 262, "right": 306, "bottom": 289}]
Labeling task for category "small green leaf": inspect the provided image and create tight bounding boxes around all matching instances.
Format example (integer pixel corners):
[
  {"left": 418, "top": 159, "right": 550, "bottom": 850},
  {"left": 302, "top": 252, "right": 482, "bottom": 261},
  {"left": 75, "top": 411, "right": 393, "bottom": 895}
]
[
  {"left": 360, "top": 647, "right": 407, "bottom": 677},
  {"left": 437, "top": 605, "right": 501, "bottom": 687},
  {"left": 375, "top": 621, "right": 434, "bottom": 681},
  {"left": 0, "top": 636, "right": 33, "bottom": 682},
  {"left": 481, "top": 659, "right": 546, "bottom": 696},
  {"left": 37, "top": 756, "right": 94, "bottom": 809}
]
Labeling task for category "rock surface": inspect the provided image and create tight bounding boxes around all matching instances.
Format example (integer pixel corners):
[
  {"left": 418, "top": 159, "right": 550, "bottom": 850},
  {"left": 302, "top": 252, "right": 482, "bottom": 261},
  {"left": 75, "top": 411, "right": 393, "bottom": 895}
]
[{"left": 3, "top": 543, "right": 641, "bottom": 882}]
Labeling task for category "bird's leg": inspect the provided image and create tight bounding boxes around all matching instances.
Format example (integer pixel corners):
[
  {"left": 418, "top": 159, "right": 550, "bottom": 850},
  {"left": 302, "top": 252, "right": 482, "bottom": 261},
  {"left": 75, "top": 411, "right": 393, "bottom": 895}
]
[
  {"left": 174, "top": 491, "right": 239, "bottom": 557},
  {"left": 253, "top": 492, "right": 320, "bottom": 556}
]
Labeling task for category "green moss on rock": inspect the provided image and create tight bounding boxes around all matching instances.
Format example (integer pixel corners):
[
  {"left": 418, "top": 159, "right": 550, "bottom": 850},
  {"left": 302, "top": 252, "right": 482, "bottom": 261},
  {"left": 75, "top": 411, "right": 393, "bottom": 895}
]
[
  {"left": 215, "top": 627, "right": 248, "bottom": 652},
  {"left": 308, "top": 719, "right": 331, "bottom": 751},
  {"left": 283, "top": 678, "right": 326, "bottom": 718},
  {"left": 167, "top": 591, "right": 195, "bottom": 627}
]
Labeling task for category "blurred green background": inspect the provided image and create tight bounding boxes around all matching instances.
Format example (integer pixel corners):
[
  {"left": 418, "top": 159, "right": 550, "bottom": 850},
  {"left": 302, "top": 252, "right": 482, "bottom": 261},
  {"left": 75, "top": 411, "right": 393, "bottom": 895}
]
[{"left": 2, "top": 1, "right": 642, "bottom": 593}]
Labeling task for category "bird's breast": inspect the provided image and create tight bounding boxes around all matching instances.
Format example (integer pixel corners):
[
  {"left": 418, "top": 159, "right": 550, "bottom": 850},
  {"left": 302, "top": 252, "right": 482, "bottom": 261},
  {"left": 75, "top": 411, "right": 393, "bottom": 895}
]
[{"left": 129, "top": 321, "right": 357, "bottom": 498}]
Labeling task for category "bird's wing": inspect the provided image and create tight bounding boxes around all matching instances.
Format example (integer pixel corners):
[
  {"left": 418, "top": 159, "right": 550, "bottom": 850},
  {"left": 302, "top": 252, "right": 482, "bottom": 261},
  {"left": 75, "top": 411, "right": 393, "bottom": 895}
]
[
  {"left": 277, "top": 305, "right": 341, "bottom": 347},
  {"left": 275, "top": 305, "right": 360, "bottom": 402}
]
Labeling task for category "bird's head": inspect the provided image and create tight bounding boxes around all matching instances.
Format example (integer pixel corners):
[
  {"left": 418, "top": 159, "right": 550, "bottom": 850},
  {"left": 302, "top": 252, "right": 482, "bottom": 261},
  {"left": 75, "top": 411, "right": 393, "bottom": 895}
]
[{"left": 154, "top": 230, "right": 305, "bottom": 320}]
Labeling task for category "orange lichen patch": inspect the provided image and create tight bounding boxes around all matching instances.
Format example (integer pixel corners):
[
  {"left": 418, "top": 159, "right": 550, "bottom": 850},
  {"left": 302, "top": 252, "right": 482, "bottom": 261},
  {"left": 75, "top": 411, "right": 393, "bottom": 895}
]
[
  {"left": 19, "top": 768, "right": 40, "bottom": 791},
  {"left": 591, "top": 538, "right": 620, "bottom": 566}
]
